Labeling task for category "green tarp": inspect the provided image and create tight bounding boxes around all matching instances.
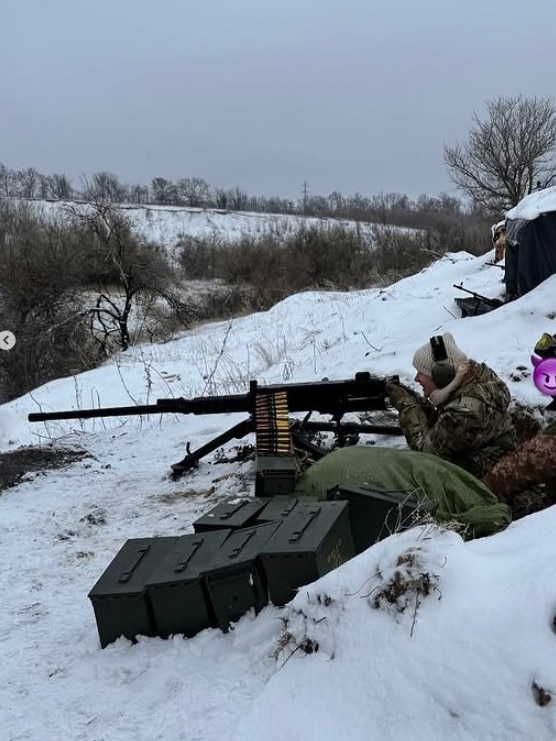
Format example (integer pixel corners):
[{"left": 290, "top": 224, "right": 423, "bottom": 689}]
[{"left": 294, "top": 446, "right": 511, "bottom": 538}]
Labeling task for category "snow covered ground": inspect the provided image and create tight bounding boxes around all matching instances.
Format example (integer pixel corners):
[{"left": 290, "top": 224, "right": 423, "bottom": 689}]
[
  {"left": 1, "top": 247, "right": 556, "bottom": 741},
  {"left": 22, "top": 198, "right": 386, "bottom": 252}
]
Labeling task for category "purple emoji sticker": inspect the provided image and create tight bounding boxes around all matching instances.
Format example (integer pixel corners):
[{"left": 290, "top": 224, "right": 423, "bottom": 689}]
[{"left": 532, "top": 354, "right": 556, "bottom": 395}]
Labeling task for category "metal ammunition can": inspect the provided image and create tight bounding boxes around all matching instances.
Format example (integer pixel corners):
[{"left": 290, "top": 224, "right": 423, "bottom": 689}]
[{"left": 88, "top": 537, "right": 178, "bottom": 648}]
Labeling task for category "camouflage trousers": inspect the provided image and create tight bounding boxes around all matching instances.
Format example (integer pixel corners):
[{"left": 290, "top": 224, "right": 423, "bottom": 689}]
[{"left": 483, "top": 434, "right": 556, "bottom": 519}]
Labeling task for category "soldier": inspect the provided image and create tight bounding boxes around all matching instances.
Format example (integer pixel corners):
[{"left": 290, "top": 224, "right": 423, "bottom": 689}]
[
  {"left": 482, "top": 332, "right": 556, "bottom": 517},
  {"left": 386, "top": 332, "right": 517, "bottom": 479},
  {"left": 482, "top": 418, "right": 556, "bottom": 517},
  {"left": 492, "top": 220, "right": 506, "bottom": 263}
]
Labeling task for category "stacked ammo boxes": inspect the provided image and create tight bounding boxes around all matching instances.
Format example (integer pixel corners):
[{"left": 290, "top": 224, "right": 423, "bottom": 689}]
[{"left": 88, "top": 496, "right": 354, "bottom": 648}]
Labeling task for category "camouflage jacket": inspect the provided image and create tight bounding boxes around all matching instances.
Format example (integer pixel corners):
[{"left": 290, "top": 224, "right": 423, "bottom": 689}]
[
  {"left": 388, "top": 360, "right": 516, "bottom": 479},
  {"left": 483, "top": 418, "right": 556, "bottom": 502}
]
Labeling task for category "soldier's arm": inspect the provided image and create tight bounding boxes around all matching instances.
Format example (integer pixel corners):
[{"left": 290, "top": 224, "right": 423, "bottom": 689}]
[
  {"left": 483, "top": 434, "right": 556, "bottom": 498},
  {"left": 387, "top": 385, "right": 436, "bottom": 450},
  {"left": 397, "top": 395, "right": 484, "bottom": 456}
]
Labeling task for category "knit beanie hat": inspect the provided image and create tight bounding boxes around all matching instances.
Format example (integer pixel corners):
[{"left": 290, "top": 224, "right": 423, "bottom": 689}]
[{"left": 412, "top": 332, "right": 468, "bottom": 377}]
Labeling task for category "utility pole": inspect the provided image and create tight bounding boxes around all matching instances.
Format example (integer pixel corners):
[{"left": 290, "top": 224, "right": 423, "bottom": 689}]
[{"left": 301, "top": 180, "right": 308, "bottom": 214}]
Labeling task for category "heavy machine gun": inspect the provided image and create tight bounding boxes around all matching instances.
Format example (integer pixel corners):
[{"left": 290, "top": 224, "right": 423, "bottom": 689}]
[{"left": 28, "top": 372, "right": 403, "bottom": 483}]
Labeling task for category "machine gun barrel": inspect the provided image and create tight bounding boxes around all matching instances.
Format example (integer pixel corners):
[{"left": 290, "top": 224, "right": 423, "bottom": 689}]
[
  {"left": 29, "top": 403, "right": 165, "bottom": 422},
  {"left": 28, "top": 372, "right": 397, "bottom": 424},
  {"left": 28, "top": 392, "right": 254, "bottom": 423}
]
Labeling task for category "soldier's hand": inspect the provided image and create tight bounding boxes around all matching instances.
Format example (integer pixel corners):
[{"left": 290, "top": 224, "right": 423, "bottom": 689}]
[{"left": 386, "top": 381, "right": 413, "bottom": 405}]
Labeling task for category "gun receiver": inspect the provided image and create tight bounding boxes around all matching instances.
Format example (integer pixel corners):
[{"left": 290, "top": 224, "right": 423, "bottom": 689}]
[{"left": 28, "top": 372, "right": 402, "bottom": 478}]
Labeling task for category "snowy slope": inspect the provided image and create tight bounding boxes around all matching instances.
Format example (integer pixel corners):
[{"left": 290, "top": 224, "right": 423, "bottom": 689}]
[
  {"left": 1, "top": 249, "right": 555, "bottom": 741},
  {"left": 22, "top": 198, "right": 387, "bottom": 251}
]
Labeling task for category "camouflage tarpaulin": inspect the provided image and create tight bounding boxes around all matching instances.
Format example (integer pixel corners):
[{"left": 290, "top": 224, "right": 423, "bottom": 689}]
[{"left": 294, "top": 446, "right": 511, "bottom": 538}]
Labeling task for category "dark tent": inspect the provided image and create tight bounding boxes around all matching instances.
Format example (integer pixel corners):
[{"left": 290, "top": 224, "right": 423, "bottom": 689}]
[{"left": 505, "top": 188, "right": 556, "bottom": 300}]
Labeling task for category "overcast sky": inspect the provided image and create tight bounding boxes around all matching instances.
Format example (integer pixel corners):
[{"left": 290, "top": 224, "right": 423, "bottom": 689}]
[{"left": 1, "top": 0, "right": 554, "bottom": 201}]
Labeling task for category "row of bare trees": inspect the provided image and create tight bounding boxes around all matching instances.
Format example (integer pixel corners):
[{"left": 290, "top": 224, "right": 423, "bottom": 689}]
[
  {"left": 0, "top": 165, "right": 73, "bottom": 201},
  {"left": 0, "top": 162, "right": 472, "bottom": 225},
  {"left": 0, "top": 166, "right": 489, "bottom": 247},
  {"left": 2, "top": 95, "right": 556, "bottom": 225}
]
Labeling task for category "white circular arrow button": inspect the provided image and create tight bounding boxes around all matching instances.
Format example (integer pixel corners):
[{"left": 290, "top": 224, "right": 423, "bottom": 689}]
[{"left": 0, "top": 331, "right": 16, "bottom": 350}]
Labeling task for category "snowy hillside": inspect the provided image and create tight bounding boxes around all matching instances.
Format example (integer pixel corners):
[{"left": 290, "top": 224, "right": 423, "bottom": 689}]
[
  {"left": 23, "top": 198, "right": 386, "bottom": 251},
  {"left": 1, "top": 249, "right": 556, "bottom": 741}
]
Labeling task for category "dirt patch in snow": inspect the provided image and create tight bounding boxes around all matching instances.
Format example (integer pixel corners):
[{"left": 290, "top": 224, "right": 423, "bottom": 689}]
[{"left": 0, "top": 446, "right": 90, "bottom": 492}]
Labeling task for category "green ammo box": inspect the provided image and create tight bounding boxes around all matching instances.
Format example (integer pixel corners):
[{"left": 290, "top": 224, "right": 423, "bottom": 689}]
[
  {"left": 145, "top": 529, "right": 232, "bottom": 639},
  {"left": 327, "top": 484, "right": 437, "bottom": 554},
  {"left": 203, "top": 521, "right": 281, "bottom": 631},
  {"left": 193, "top": 498, "right": 267, "bottom": 533},
  {"left": 87, "top": 536, "right": 178, "bottom": 649},
  {"left": 255, "top": 495, "right": 302, "bottom": 523},
  {"left": 255, "top": 454, "right": 299, "bottom": 497},
  {"left": 258, "top": 501, "right": 355, "bottom": 606}
]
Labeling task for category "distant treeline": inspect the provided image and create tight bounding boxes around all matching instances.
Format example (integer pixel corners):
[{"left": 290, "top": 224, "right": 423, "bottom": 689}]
[{"left": 0, "top": 162, "right": 490, "bottom": 236}]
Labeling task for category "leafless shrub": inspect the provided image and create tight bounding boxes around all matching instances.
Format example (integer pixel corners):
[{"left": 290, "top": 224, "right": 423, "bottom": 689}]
[
  {"left": 365, "top": 546, "right": 442, "bottom": 635},
  {"left": 271, "top": 611, "right": 323, "bottom": 664},
  {"left": 369, "top": 225, "right": 444, "bottom": 278},
  {"left": 0, "top": 199, "right": 195, "bottom": 399},
  {"left": 178, "top": 225, "right": 376, "bottom": 311},
  {"left": 177, "top": 233, "right": 226, "bottom": 279},
  {"left": 196, "top": 284, "right": 255, "bottom": 320},
  {"left": 0, "top": 201, "right": 101, "bottom": 399},
  {"left": 177, "top": 220, "right": 481, "bottom": 315}
]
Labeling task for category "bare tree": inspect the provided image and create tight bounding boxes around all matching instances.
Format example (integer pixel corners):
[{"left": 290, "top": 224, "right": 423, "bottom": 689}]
[
  {"left": 83, "top": 171, "right": 127, "bottom": 202},
  {"left": 17, "top": 167, "right": 40, "bottom": 199},
  {"left": 0, "top": 163, "right": 10, "bottom": 196},
  {"left": 444, "top": 95, "right": 556, "bottom": 215},
  {"left": 262, "top": 196, "right": 294, "bottom": 214},
  {"left": 328, "top": 191, "right": 346, "bottom": 215},
  {"left": 151, "top": 177, "right": 172, "bottom": 205},
  {"left": 346, "top": 192, "right": 371, "bottom": 218},
  {"left": 66, "top": 200, "right": 177, "bottom": 352},
  {"left": 178, "top": 177, "right": 210, "bottom": 207},
  {"left": 51, "top": 173, "right": 73, "bottom": 200},
  {"left": 229, "top": 186, "right": 249, "bottom": 211},
  {"left": 303, "top": 194, "right": 329, "bottom": 215},
  {"left": 129, "top": 184, "right": 150, "bottom": 204},
  {"left": 213, "top": 188, "right": 229, "bottom": 209},
  {"left": 38, "top": 174, "right": 51, "bottom": 199}
]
